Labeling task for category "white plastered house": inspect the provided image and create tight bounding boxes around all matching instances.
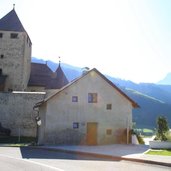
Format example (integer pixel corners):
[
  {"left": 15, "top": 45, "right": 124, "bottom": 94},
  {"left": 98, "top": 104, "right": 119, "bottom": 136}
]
[{"left": 35, "top": 68, "right": 139, "bottom": 145}]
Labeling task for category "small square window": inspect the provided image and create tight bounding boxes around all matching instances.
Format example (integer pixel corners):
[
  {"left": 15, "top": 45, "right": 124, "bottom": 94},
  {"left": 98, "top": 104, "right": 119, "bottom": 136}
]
[
  {"left": 88, "top": 93, "right": 97, "bottom": 103},
  {"left": 0, "top": 54, "right": 4, "bottom": 59},
  {"left": 0, "top": 33, "right": 3, "bottom": 38},
  {"left": 106, "top": 129, "right": 112, "bottom": 135},
  {"left": 72, "top": 96, "right": 78, "bottom": 102},
  {"left": 73, "top": 122, "right": 79, "bottom": 129},
  {"left": 106, "top": 104, "right": 112, "bottom": 110},
  {"left": 10, "top": 33, "right": 18, "bottom": 39}
]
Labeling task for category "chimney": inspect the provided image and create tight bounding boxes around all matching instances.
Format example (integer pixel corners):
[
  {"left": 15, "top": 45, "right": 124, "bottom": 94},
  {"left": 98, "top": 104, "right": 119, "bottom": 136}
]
[{"left": 82, "top": 67, "right": 90, "bottom": 75}]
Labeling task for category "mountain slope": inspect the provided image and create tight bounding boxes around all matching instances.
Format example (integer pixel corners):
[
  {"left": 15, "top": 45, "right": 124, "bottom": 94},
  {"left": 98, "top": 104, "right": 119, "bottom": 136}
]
[
  {"left": 123, "top": 88, "right": 171, "bottom": 129},
  {"left": 106, "top": 75, "right": 171, "bottom": 105},
  {"left": 31, "top": 57, "right": 171, "bottom": 128},
  {"left": 32, "top": 57, "right": 82, "bottom": 81},
  {"left": 158, "top": 73, "right": 171, "bottom": 85}
]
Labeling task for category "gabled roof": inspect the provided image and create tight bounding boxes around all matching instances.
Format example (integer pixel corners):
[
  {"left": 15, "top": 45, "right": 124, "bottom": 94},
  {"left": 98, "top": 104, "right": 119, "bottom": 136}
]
[
  {"left": 35, "top": 68, "right": 139, "bottom": 108},
  {"left": 0, "top": 9, "right": 25, "bottom": 32},
  {"left": 46, "top": 64, "right": 69, "bottom": 89},
  {"left": 28, "top": 63, "right": 53, "bottom": 87}
]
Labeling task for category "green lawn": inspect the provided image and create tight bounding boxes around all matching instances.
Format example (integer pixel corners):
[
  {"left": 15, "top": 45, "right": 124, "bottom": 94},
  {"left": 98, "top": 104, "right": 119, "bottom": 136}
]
[
  {"left": 143, "top": 128, "right": 154, "bottom": 133},
  {"left": 134, "top": 128, "right": 154, "bottom": 137},
  {"left": 146, "top": 149, "right": 171, "bottom": 156}
]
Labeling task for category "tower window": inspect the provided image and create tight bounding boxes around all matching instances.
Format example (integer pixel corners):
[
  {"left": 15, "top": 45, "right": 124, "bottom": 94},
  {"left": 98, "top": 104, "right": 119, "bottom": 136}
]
[
  {"left": 0, "top": 69, "right": 2, "bottom": 75},
  {"left": 0, "top": 54, "right": 4, "bottom": 59},
  {"left": 10, "top": 33, "right": 18, "bottom": 39},
  {"left": 0, "top": 33, "right": 3, "bottom": 38}
]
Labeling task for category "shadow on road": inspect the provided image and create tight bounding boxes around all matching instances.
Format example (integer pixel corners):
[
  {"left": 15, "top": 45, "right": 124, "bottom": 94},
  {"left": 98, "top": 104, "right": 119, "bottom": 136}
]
[{"left": 20, "top": 147, "right": 120, "bottom": 161}]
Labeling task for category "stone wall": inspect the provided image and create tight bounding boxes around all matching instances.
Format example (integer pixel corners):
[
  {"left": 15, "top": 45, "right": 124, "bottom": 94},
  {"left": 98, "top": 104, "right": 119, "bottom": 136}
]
[{"left": 0, "top": 91, "right": 45, "bottom": 137}]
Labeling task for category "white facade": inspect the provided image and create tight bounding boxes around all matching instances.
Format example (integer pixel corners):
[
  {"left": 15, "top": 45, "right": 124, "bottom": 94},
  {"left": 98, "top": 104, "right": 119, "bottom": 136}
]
[{"left": 38, "top": 69, "right": 138, "bottom": 145}]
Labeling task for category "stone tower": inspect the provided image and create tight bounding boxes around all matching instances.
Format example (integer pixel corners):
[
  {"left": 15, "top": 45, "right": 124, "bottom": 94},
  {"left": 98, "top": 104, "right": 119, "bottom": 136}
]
[{"left": 0, "top": 7, "right": 32, "bottom": 91}]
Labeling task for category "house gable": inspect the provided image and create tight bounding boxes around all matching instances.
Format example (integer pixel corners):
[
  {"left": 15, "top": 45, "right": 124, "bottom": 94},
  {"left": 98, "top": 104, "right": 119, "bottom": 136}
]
[
  {"left": 38, "top": 68, "right": 138, "bottom": 144},
  {"left": 37, "top": 68, "right": 139, "bottom": 108}
]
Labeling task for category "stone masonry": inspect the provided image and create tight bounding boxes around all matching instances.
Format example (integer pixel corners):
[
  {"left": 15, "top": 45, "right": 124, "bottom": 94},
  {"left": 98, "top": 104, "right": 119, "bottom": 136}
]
[{"left": 0, "top": 92, "right": 45, "bottom": 137}]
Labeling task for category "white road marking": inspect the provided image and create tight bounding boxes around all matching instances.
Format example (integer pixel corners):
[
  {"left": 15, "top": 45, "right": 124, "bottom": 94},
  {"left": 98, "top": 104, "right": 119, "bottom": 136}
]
[{"left": 0, "top": 154, "right": 64, "bottom": 171}]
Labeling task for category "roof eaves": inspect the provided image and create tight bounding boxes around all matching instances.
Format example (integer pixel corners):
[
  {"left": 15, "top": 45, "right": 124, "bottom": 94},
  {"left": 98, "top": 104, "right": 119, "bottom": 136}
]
[
  {"left": 92, "top": 68, "right": 140, "bottom": 108},
  {"left": 40, "top": 73, "right": 87, "bottom": 104},
  {"left": 33, "top": 100, "right": 44, "bottom": 108},
  {"left": 37, "top": 68, "right": 139, "bottom": 108}
]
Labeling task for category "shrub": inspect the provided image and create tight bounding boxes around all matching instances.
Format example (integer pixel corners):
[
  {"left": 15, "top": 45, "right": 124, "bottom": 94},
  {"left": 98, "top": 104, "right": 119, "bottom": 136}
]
[
  {"left": 136, "top": 134, "right": 145, "bottom": 144},
  {"left": 131, "top": 129, "right": 145, "bottom": 144},
  {"left": 156, "top": 116, "right": 169, "bottom": 141},
  {"left": 165, "top": 130, "right": 171, "bottom": 141}
]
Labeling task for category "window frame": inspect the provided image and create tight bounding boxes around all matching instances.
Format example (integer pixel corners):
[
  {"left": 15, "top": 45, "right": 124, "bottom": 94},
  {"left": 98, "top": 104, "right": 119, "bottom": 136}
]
[
  {"left": 106, "top": 129, "right": 112, "bottom": 135},
  {"left": 73, "top": 122, "right": 79, "bottom": 129},
  {"left": 72, "top": 96, "right": 78, "bottom": 102},
  {"left": 106, "top": 104, "right": 112, "bottom": 110},
  {"left": 88, "top": 93, "right": 98, "bottom": 103},
  {"left": 10, "top": 33, "right": 18, "bottom": 39}
]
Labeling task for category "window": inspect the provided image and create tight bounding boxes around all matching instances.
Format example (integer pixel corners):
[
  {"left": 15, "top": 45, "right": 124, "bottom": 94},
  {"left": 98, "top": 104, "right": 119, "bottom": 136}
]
[
  {"left": 0, "top": 33, "right": 3, "bottom": 38},
  {"left": 106, "top": 129, "right": 112, "bottom": 135},
  {"left": 0, "top": 69, "right": 2, "bottom": 75},
  {"left": 10, "top": 33, "right": 18, "bottom": 39},
  {"left": 73, "top": 122, "right": 79, "bottom": 129},
  {"left": 106, "top": 104, "right": 112, "bottom": 110},
  {"left": 0, "top": 54, "right": 4, "bottom": 59},
  {"left": 72, "top": 96, "right": 78, "bottom": 102},
  {"left": 88, "top": 93, "right": 97, "bottom": 103}
]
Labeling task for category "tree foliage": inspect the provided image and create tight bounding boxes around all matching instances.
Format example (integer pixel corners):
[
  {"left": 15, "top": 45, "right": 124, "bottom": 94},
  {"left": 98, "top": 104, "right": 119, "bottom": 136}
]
[{"left": 156, "top": 116, "right": 169, "bottom": 141}]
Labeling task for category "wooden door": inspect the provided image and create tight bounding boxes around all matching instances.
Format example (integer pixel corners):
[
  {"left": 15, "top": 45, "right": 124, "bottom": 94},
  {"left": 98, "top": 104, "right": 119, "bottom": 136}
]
[{"left": 86, "top": 122, "right": 97, "bottom": 145}]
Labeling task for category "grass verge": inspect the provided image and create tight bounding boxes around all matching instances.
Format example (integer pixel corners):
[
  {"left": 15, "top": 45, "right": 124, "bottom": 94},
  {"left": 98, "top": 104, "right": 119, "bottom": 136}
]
[{"left": 146, "top": 149, "right": 171, "bottom": 156}]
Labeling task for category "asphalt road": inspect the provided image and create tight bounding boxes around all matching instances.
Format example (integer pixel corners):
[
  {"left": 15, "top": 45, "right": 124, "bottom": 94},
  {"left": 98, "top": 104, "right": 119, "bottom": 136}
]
[{"left": 0, "top": 146, "right": 170, "bottom": 171}]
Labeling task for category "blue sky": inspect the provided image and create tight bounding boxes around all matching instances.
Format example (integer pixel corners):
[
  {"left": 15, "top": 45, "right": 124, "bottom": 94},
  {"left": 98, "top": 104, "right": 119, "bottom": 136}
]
[{"left": 1, "top": 0, "right": 171, "bottom": 83}]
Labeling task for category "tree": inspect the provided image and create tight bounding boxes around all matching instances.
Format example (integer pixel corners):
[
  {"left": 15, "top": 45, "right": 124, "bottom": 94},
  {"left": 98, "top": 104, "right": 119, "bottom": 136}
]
[{"left": 156, "top": 116, "right": 169, "bottom": 141}]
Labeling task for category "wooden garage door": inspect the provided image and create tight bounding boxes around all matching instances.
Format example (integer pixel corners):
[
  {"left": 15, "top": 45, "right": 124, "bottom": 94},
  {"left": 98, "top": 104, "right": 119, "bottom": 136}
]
[{"left": 86, "top": 122, "right": 97, "bottom": 145}]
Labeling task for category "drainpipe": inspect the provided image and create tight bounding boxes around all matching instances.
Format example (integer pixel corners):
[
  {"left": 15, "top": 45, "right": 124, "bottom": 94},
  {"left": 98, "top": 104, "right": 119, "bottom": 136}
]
[
  {"left": 126, "top": 116, "right": 129, "bottom": 144},
  {"left": 33, "top": 107, "right": 41, "bottom": 145}
]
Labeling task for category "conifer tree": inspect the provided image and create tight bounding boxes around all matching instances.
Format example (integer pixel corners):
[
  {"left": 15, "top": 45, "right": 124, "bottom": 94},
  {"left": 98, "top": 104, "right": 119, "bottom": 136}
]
[{"left": 156, "top": 116, "right": 169, "bottom": 141}]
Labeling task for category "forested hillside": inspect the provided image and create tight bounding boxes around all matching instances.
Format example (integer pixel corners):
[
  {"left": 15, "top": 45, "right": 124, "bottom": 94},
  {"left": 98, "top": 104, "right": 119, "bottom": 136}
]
[{"left": 32, "top": 57, "right": 171, "bottom": 129}]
